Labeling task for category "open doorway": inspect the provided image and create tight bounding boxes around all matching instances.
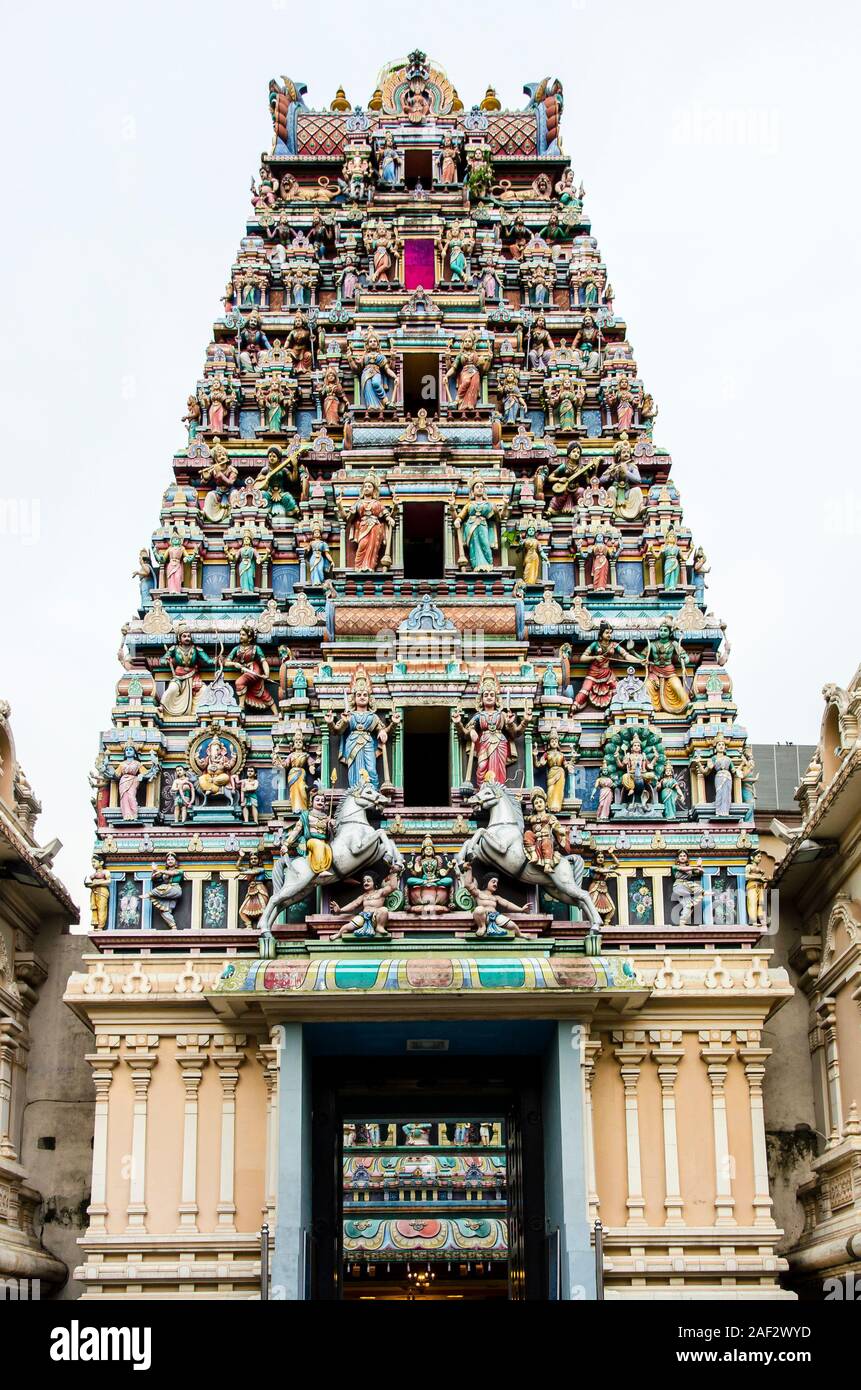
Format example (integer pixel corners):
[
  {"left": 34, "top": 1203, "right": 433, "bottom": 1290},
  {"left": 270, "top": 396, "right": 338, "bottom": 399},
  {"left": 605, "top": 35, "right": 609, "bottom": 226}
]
[
  {"left": 404, "top": 147, "right": 433, "bottom": 190},
  {"left": 402, "top": 705, "right": 450, "bottom": 806},
  {"left": 342, "top": 1115, "right": 508, "bottom": 1299},
  {"left": 310, "top": 1054, "right": 547, "bottom": 1301},
  {"left": 402, "top": 352, "right": 440, "bottom": 419},
  {"left": 403, "top": 502, "right": 445, "bottom": 579}
]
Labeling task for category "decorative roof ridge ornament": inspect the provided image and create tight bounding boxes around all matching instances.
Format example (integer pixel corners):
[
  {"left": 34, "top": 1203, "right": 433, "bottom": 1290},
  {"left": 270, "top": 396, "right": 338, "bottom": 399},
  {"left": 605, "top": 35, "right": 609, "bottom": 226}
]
[
  {"left": 376, "top": 53, "right": 456, "bottom": 118},
  {"left": 523, "top": 78, "right": 564, "bottom": 155},
  {"left": 400, "top": 592, "right": 456, "bottom": 633}
]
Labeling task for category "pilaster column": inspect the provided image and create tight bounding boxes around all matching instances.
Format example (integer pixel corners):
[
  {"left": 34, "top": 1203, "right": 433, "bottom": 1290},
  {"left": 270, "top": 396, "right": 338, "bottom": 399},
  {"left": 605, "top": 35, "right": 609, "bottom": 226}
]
[
  {"left": 699, "top": 1031, "right": 736, "bottom": 1226},
  {"left": 736, "top": 1031, "right": 775, "bottom": 1227},
  {"left": 808, "top": 1021, "right": 829, "bottom": 1145},
  {"left": 124, "top": 1034, "right": 159, "bottom": 1232},
  {"left": 185, "top": 872, "right": 209, "bottom": 931},
  {"left": 648, "top": 870, "right": 665, "bottom": 926},
  {"left": 259, "top": 1031, "right": 280, "bottom": 1224},
  {"left": 582, "top": 1036, "right": 602, "bottom": 1222},
  {"left": 649, "top": 1030, "right": 685, "bottom": 1227},
  {"left": 0, "top": 1018, "right": 23, "bottom": 1161},
  {"left": 213, "top": 1033, "right": 246, "bottom": 1230},
  {"left": 818, "top": 999, "right": 844, "bottom": 1142},
  {"left": 176, "top": 1034, "right": 209, "bottom": 1232},
  {"left": 614, "top": 870, "right": 631, "bottom": 928},
  {"left": 223, "top": 871, "right": 241, "bottom": 931},
  {"left": 84, "top": 1035, "right": 121, "bottom": 1233},
  {"left": 612, "top": 1030, "right": 647, "bottom": 1228},
  {"left": 690, "top": 762, "right": 707, "bottom": 806}
]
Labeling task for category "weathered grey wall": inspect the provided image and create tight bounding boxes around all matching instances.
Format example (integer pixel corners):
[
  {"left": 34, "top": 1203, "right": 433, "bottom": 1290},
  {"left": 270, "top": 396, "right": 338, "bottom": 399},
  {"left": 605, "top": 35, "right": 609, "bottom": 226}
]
[
  {"left": 20, "top": 927, "right": 93, "bottom": 1300},
  {"left": 762, "top": 903, "right": 818, "bottom": 1260}
]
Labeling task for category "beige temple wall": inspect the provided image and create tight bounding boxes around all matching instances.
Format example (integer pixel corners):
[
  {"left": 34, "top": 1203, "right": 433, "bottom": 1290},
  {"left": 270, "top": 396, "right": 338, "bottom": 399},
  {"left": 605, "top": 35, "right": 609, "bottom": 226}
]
[
  {"left": 674, "top": 1033, "right": 718, "bottom": 1227},
  {"left": 98, "top": 1032, "right": 267, "bottom": 1237},
  {"left": 592, "top": 1048, "right": 626, "bottom": 1228},
  {"left": 593, "top": 1029, "right": 763, "bottom": 1239},
  {"left": 74, "top": 1019, "right": 269, "bottom": 1297}
]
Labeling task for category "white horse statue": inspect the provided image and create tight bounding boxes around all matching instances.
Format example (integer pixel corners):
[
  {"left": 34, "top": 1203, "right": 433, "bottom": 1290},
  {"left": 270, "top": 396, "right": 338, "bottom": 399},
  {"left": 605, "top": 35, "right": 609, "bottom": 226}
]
[
  {"left": 454, "top": 780, "right": 602, "bottom": 929},
  {"left": 258, "top": 781, "right": 404, "bottom": 933}
]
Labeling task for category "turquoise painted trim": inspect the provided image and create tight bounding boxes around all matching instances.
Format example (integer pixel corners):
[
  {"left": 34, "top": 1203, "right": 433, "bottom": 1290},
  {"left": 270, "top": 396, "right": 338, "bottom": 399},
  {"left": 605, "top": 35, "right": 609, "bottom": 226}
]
[
  {"left": 272, "top": 1023, "right": 311, "bottom": 1300},
  {"left": 542, "top": 1022, "right": 596, "bottom": 1300}
]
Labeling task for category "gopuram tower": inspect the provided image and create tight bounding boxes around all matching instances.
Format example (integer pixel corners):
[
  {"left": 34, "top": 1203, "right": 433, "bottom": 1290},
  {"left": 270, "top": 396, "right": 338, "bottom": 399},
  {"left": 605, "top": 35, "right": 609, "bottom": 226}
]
[{"left": 66, "top": 54, "right": 794, "bottom": 1301}]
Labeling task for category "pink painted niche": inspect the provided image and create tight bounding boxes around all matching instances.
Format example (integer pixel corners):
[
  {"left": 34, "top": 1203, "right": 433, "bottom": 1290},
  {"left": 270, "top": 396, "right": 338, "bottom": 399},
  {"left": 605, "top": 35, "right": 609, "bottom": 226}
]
[{"left": 403, "top": 238, "right": 437, "bottom": 290}]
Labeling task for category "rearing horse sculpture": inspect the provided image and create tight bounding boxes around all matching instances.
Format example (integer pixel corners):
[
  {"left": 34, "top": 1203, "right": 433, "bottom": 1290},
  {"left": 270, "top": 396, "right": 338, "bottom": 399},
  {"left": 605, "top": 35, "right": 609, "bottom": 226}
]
[
  {"left": 454, "top": 780, "right": 602, "bottom": 928},
  {"left": 258, "top": 781, "right": 404, "bottom": 932}
]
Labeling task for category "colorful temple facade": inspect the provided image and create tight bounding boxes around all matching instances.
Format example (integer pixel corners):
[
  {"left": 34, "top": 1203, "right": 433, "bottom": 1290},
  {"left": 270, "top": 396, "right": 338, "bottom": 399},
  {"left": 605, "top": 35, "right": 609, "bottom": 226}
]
[{"left": 65, "top": 53, "right": 799, "bottom": 1300}]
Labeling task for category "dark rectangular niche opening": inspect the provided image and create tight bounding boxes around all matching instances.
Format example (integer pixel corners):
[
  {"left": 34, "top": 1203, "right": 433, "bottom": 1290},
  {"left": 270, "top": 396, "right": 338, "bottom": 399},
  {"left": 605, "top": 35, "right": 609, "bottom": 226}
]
[
  {"left": 403, "top": 706, "right": 450, "bottom": 807},
  {"left": 404, "top": 147, "right": 433, "bottom": 189},
  {"left": 403, "top": 502, "right": 445, "bottom": 579},
  {"left": 402, "top": 351, "right": 440, "bottom": 418}
]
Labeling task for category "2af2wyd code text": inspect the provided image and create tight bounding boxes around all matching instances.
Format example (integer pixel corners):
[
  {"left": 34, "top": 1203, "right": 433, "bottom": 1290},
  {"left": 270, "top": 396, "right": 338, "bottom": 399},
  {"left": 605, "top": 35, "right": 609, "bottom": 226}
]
[
  {"left": 678, "top": 1325, "right": 812, "bottom": 1341},
  {"left": 677, "top": 1325, "right": 813, "bottom": 1366}
]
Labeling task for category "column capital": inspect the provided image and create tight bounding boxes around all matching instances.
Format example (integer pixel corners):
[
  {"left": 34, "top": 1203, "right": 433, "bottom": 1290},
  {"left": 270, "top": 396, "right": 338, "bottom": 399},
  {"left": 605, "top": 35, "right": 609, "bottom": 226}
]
[
  {"left": 176, "top": 1033, "right": 211, "bottom": 1062},
  {"left": 0, "top": 1016, "right": 24, "bottom": 1049}
]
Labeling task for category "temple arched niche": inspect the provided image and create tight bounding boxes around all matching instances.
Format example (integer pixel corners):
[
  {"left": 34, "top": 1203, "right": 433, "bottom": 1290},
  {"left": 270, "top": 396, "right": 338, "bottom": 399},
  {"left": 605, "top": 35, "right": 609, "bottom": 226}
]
[{"left": 820, "top": 701, "right": 842, "bottom": 784}]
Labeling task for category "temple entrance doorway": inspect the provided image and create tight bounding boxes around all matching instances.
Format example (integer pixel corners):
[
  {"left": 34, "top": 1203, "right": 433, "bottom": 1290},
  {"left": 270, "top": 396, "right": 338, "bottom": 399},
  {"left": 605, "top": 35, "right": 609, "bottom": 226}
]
[
  {"left": 308, "top": 1042, "right": 548, "bottom": 1301},
  {"left": 341, "top": 1113, "right": 509, "bottom": 1299},
  {"left": 402, "top": 705, "right": 450, "bottom": 806}
]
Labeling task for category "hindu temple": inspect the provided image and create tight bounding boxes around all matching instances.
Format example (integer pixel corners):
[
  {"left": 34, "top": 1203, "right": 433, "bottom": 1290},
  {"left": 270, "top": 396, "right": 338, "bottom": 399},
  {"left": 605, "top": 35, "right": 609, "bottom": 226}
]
[{"left": 64, "top": 53, "right": 799, "bottom": 1301}]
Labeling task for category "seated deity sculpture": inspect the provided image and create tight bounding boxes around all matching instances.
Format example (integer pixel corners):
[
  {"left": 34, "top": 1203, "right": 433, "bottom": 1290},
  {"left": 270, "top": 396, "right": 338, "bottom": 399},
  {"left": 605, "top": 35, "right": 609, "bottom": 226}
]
[{"left": 405, "top": 835, "right": 455, "bottom": 913}]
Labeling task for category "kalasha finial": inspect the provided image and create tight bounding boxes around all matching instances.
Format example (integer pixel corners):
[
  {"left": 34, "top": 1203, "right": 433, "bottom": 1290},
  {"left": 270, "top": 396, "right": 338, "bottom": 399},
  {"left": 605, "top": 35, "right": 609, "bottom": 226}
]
[
  {"left": 480, "top": 86, "right": 501, "bottom": 112},
  {"left": 330, "top": 86, "right": 351, "bottom": 112}
]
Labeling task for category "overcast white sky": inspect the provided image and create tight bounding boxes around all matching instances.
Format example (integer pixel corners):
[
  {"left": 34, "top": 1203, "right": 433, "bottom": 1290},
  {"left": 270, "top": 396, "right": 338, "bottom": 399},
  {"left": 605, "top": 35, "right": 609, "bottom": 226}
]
[{"left": 1, "top": 0, "right": 859, "bottom": 904}]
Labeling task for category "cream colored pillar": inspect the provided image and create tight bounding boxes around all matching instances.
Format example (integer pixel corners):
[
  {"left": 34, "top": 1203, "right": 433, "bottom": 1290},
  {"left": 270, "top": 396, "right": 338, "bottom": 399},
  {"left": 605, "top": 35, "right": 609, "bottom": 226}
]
[
  {"left": 614, "top": 871, "right": 631, "bottom": 928},
  {"left": 258, "top": 1032, "right": 280, "bottom": 1224},
  {"left": 176, "top": 1034, "right": 209, "bottom": 1232},
  {"left": 612, "top": 1031, "right": 647, "bottom": 1228},
  {"left": 648, "top": 870, "right": 665, "bottom": 926},
  {"left": 124, "top": 1034, "right": 159, "bottom": 1233},
  {"left": 699, "top": 1031, "right": 736, "bottom": 1227},
  {"left": 213, "top": 1034, "right": 246, "bottom": 1230},
  {"left": 649, "top": 1030, "right": 685, "bottom": 1227},
  {"left": 223, "top": 872, "right": 241, "bottom": 931},
  {"left": 186, "top": 871, "right": 209, "bottom": 930},
  {"left": 818, "top": 999, "right": 844, "bottom": 1142},
  {"left": 84, "top": 1036, "right": 120, "bottom": 1234},
  {"left": 582, "top": 1036, "right": 602, "bottom": 1223},
  {"left": 737, "top": 1031, "right": 775, "bottom": 1228}
]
